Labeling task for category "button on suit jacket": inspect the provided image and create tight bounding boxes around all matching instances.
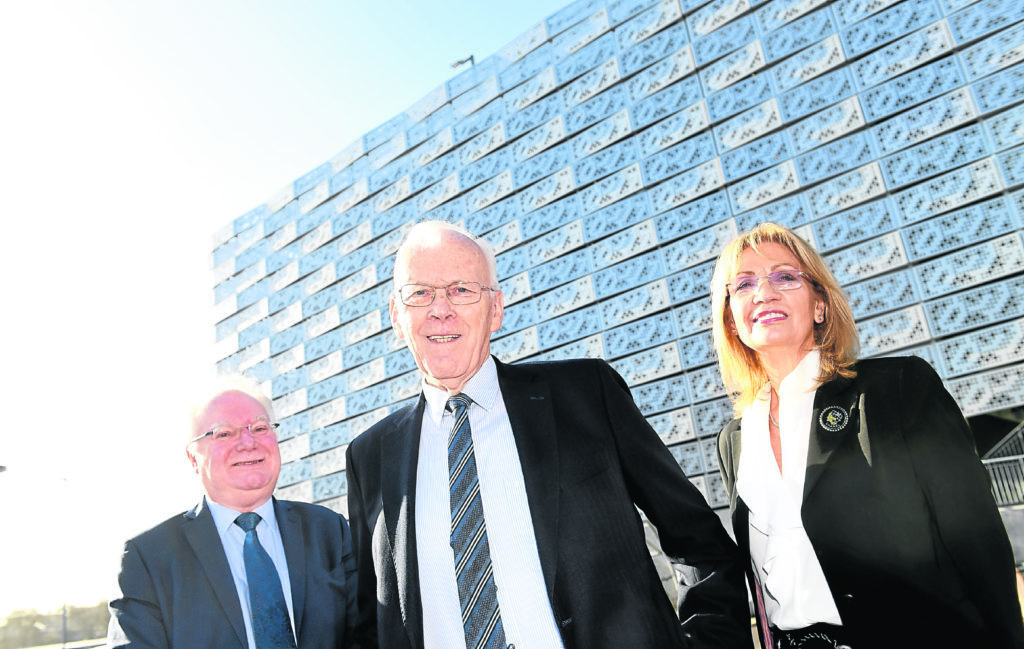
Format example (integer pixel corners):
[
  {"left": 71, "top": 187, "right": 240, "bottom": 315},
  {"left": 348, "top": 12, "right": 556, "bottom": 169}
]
[
  {"left": 107, "top": 497, "right": 358, "bottom": 649},
  {"left": 346, "top": 357, "right": 752, "bottom": 649}
]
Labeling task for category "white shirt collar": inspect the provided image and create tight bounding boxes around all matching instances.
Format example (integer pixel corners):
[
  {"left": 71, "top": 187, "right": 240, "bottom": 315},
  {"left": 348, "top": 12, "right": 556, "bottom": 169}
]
[
  {"left": 205, "top": 496, "right": 278, "bottom": 535},
  {"left": 422, "top": 356, "right": 499, "bottom": 427},
  {"left": 757, "top": 348, "right": 821, "bottom": 403}
]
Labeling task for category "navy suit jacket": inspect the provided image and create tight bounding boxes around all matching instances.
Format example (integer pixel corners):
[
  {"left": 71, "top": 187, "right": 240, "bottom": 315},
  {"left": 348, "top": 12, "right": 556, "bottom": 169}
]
[
  {"left": 718, "top": 356, "right": 1024, "bottom": 649},
  {"left": 107, "top": 497, "right": 358, "bottom": 649},
  {"left": 346, "top": 357, "right": 752, "bottom": 649}
]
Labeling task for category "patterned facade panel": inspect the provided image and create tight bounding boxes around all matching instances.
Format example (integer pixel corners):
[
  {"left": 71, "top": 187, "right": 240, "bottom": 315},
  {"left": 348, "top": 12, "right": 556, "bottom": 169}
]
[
  {"left": 562, "top": 57, "right": 622, "bottom": 108},
  {"left": 715, "top": 99, "right": 782, "bottom": 155},
  {"left": 640, "top": 101, "right": 710, "bottom": 159},
  {"left": 845, "top": 269, "right": 921, "bottom": 319},
  {"left": 648, "top": 159, "right": 725, "bottom": 214},
  {"left": 913, "top": 233, "right": 1024, "bottom": 299},
  {"left": 611, "top": 341, "right": 683, "bottom": 384},
  {"left": 947, "top": 363, "right": 1024, "bottom": 417},
  {"left": 536, "top": 304, "right": 605, "bottom": 349},
  {"left": 619, "top": 18, "right": 689, "bottom": 76},
  {"left": 693, "top": 15, "right": 756, "bottom": 67},
  {"left": 647, "top": 406, "right": 696, "bottom": 446},
  {"left": 644, "top": 130, "right": 718, "bottom": 184},
  {"left": 575, "top": 137, "right": 642, "bottom": 185},
  {"left": 839, "top": 0, "right": 942, "bottom": 59},
  {"left": 770, "top": 33, "right": 846, "bottom": 94},
  {"left": 763, "top": 6, "right": 836, "bottom": 62},
  {"left": 616, "top": 0, "right": 685, "bottom": 52},
  {"left": 923, "top": 276, "right": 1024, "bottom": 337},
  {"left": 687, "top": 0, "right": 751, "bottom": 40},
  {"left": 753, "top": 0, "right": 830, "bottom": 35},
  {"left": 604, "top": 311, "right": 679, "bottom": 358},
  {"left": 901, "top": 195, "right": 1021, "bottom": 261},
  {"left": 858, "top": 304, "right": 932, "bottom": 356},
  {"left": 556, "top": 32, "right": 620, "bottom": 84},
  {"left": 685, "top": 365, "right": 728, "bottom": 404},
  {"left": 961, "top": 21, "right": 1024, "bottom": 82},
  {"left": 947, "top": 0, "right": 1023, "bottom": 46},
  {"left": 933, "top": 318, "right": 1024, "bottom": 378},
  {"left": 580, "top": 162, "right": 646, "bottom": 213},
  {"left": 552, "top": 8, "right": 611, "bottom": 61}
]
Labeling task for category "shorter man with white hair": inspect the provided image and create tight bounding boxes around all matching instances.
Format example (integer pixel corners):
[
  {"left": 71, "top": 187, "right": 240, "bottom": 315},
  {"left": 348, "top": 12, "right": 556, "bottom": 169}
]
[{"left": 107, "top": 379, "right": 357, "bottom": 649}]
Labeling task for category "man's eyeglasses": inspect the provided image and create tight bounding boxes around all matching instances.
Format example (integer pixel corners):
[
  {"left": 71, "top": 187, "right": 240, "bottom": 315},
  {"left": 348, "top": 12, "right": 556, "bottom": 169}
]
[
  {"left": 189, "top": 420, "right": 280, "bottom": 445},
  {"left": 397, "top": 282, "right": 496, "bottom": 307},
  {"left": 727, "top": 270, "right": 807, "bottom": 297}
]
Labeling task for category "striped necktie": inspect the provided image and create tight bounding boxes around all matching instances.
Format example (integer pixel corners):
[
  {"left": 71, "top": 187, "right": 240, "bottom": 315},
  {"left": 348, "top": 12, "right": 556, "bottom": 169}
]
[
  {"left": 447, "top": 394, "right": 507, "bottom": 649},
  {"left": 234, "top": 512, "right": 297, "bottom": 649}
]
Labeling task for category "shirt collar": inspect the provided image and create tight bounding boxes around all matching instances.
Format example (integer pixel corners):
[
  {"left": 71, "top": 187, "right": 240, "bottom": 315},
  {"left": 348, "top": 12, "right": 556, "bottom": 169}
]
[
  {"left": 422, "top": 355, "right": 499, "bottom": 427},
  {"left": 757, "top": 348, "right": 822, "bottom": 401},
  {"left": 206, "top": 496, "right": 279, "bottom": 535}
]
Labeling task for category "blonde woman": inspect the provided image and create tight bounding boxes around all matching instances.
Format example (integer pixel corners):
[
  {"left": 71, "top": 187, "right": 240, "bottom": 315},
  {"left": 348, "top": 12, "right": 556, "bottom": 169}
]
[{"left": 711, "top": 223, "right": 1022, "bottom": 649}]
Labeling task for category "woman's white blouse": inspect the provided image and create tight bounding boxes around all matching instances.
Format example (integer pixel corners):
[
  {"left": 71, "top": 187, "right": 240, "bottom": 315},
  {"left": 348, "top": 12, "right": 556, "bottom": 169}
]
[{"left": 735, "top": 349, "right": 843, "bottom": 630}]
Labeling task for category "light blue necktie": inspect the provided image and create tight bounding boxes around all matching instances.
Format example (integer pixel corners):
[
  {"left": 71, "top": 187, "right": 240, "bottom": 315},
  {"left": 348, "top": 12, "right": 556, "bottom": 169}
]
[
  {"left": 447, "top": 394, "right": 506, "bottom": 649},
  {"left": 234, "top": 512, "right": 297, "bottom": 649}
]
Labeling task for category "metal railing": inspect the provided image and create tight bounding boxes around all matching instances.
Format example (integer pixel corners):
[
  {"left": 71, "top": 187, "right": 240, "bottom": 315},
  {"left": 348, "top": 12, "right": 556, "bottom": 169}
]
[
  {"left": 986, "top": 455, "right": 1024, "bottom": 507},
  {"left": 984, "top": 422, "right": 1024, "bottom": 507}
]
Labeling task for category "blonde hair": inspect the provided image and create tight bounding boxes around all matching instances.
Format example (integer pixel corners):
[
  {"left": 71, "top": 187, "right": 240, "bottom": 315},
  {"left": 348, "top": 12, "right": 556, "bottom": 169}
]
[{"left": 710, "top": 223, "right": 859, "bottom": 414}]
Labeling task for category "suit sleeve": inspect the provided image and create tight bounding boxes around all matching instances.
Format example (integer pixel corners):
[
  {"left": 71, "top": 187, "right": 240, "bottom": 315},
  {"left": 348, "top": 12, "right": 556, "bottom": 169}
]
[
  {"left": 338, "top": 513, "right": 360, "bottom": 649},
  {"left": 596, "top": 361, "right": 753, "bottom": 649},
  {"left": 345, "top": 443, "right": 379, "bottom": 649},
  {"left": 107, "top": 539, "right": 169, "bottom": 649},
  {"left": 898, "top": 357, "right": 1024, "bottom": 646}
]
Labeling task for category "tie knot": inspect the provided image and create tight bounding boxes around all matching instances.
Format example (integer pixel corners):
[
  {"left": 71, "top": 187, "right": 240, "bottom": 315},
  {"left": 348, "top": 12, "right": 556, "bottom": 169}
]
[
  {"left": 235, "top": 512, "right": 262, "bottom": 532},
  {"left": 446, "top": 394, "right": 472, "bottom": 415}
]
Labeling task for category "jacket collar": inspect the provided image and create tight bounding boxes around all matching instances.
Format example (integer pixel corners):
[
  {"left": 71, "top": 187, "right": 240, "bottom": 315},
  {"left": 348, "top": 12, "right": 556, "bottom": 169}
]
[
  {"left": 183, "top": 498, "right": 248, "bottom": 647},
  {"left": 381, "top": 396, "right": 427, "bottom": 649}
]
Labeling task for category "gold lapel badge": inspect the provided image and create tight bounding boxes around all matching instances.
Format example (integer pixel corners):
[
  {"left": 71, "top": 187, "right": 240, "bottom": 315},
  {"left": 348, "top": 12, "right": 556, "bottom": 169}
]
[{"left": 818, "top": 405, "right": 849, "bottom": 432}]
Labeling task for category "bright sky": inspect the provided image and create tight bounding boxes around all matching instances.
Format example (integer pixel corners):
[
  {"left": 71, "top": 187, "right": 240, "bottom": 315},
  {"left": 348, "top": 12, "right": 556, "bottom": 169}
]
[{"left": 0, "top": 0, "right": 568, "bottom": 618}]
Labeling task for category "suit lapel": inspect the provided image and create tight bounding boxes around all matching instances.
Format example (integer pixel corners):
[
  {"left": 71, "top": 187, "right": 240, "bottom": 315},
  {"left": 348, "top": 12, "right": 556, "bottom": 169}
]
[
  {"left": 276, "top": 499, "right": 307, "bottom": 638},
  {"left": 182, "top": 499, "right": 248, "bottom": 648},
  {"left": 495, "top": 359, "right": 561, "bottom": 595},
  {"left": 804, "top": 373, "right": 861, "bottom": 500},
  {"left": 381, "top": 397, "right": 426, "bottom": 649}
]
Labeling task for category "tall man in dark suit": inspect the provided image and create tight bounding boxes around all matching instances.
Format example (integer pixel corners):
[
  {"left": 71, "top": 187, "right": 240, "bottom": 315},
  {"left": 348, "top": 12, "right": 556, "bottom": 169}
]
[
  {"left": 345, "top": 221, "right": 752, "bottom": 649},
  {"left": 107, "top": 380, "right": 357, "bottom": 649}
]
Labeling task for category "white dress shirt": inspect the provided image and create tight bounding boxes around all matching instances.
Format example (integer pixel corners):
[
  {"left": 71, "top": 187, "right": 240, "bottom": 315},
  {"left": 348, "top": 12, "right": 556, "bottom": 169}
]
[
  {"left": 207, "top": 497, "right": 297, "bottom": 649},
  {"left": 416, "top": 356, "right": 565, "bottom": 649},
  {"left": 735, "top": 349, "right": 843, "bottom": 630}
]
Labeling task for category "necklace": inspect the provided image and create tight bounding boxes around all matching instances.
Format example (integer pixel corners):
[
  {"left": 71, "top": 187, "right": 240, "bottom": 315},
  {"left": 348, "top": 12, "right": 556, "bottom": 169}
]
[{"left": 768, "top": 411, "right": 780, "bottom": 429}]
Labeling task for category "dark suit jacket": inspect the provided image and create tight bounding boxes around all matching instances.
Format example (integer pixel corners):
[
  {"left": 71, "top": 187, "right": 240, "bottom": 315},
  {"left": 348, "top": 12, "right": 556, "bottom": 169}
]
[
  {"left": 718, "top": 355, "right": 1024, "bottom": 649},
  {"left": 107, "top": 497, "right": 358, "bottom": 649},
  {"left": 346, "top": 357, "right": 752, "bottom": 649}
]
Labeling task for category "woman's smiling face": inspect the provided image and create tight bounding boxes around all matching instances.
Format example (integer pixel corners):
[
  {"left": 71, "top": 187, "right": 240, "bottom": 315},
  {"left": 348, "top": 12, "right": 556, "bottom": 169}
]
[{"left": 728, "top": 242, "right": 824, "bottom": 367}]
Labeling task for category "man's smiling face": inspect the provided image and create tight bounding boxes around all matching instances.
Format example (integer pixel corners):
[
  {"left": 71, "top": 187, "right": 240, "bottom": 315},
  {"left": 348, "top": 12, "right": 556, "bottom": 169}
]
[
  {"left": 187, "top": 390, "right": 281, "bottom": 511},
  {"left": 390, "top": 225, "right": 504, "bottom": 395}
]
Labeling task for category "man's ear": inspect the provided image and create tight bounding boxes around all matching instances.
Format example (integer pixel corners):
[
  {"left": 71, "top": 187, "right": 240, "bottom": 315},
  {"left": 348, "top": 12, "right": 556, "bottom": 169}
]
[
  {"left": 389, "top": 294, "right": 406, "bottom": 340},
  {"left": 185, "top": 448, "right": 199, "bottom": 473},
  {"left": 489, "top": 290, "right": 504, "bottom": 333}
]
